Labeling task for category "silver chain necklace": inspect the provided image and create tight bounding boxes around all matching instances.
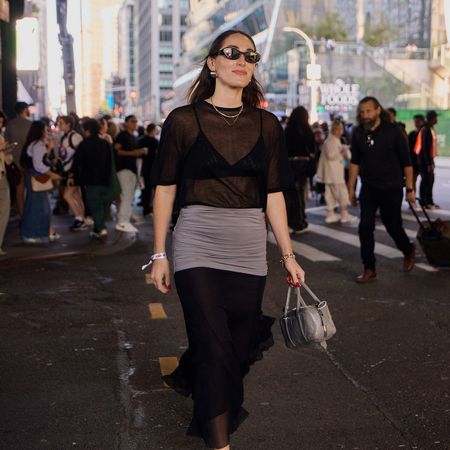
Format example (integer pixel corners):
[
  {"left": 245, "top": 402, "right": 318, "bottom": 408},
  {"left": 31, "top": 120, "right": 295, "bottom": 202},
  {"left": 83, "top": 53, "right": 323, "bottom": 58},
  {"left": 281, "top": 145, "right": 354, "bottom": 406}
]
[{"left": 210, "top": 98, "right": 244, "bottom": 126}]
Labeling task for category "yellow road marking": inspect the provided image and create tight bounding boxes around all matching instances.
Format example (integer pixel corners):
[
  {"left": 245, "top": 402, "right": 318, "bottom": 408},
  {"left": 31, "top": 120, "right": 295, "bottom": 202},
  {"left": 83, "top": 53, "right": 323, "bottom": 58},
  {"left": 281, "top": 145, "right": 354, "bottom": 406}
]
[
  {"left": 148, "top": 303, "right": 168, "bottom": 320},
  {"left": 159, "top": 357, "right": 179, "bottom": 388}
]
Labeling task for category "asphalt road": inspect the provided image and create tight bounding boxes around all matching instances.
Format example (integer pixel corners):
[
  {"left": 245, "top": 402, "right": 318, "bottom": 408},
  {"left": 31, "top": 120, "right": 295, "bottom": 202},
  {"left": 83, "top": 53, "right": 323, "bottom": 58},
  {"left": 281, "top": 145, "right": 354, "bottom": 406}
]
[{"left": 1, "top": 165, "right": 449, "bottom": 450}]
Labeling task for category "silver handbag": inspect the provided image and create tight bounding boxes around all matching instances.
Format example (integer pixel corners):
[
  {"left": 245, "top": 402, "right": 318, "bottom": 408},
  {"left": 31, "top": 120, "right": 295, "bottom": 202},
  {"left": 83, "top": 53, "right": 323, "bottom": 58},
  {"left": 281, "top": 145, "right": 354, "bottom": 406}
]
[{"left": 280, "top": 284, "right": 336, "bottom": 349}]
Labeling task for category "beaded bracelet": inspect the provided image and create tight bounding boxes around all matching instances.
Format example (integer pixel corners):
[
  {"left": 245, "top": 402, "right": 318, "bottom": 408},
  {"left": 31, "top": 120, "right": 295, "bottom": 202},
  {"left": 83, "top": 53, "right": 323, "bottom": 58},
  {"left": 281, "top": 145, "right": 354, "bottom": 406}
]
[
  {"left": 280, "top": 253, "right": 296, "bottom": 265},
  {"left": 141, "top": 252, "right": 167, "bottom": 271}
]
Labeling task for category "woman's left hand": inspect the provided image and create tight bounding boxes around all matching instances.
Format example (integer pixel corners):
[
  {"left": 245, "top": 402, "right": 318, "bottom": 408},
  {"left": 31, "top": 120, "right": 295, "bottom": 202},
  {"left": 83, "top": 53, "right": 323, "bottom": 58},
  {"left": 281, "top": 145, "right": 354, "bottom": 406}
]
[{"left": 284, "top": 257, "right": 305, "bottom": 287}]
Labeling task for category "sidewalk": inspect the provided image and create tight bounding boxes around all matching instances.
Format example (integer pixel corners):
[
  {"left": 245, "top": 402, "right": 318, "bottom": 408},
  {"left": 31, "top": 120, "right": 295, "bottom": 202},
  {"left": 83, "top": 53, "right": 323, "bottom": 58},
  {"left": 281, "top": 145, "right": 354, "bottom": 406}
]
[
  {"left": 435, "top": 156, "right": 450, "bottom": 168},
  {"left": 0, "top": 210, "right": 143, "bottom": 265}
]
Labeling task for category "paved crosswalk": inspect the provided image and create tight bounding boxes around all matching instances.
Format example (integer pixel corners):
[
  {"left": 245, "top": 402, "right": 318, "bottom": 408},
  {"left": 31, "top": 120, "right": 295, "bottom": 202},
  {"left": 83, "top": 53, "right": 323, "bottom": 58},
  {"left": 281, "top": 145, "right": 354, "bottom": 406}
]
[{"left": 268, "top": 206, "right": 449, "bottom": 272}]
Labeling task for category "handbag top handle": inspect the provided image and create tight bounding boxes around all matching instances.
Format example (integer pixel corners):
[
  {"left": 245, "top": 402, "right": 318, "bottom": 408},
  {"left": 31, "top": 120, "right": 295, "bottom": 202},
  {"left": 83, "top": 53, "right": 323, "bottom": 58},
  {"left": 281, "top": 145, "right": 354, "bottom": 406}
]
[{"left": 284, "top": 284, "right": 327, "bottom": 315}]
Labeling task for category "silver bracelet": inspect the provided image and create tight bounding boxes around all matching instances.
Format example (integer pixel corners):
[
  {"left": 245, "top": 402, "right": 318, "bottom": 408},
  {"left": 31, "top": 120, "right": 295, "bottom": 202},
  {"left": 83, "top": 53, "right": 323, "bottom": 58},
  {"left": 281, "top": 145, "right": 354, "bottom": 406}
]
[
  {"left": 280, "top": 253, "right": 296, "bottom": 265},
  {"left": 141, "top": 252, "right": 167, "bottom": 271}
]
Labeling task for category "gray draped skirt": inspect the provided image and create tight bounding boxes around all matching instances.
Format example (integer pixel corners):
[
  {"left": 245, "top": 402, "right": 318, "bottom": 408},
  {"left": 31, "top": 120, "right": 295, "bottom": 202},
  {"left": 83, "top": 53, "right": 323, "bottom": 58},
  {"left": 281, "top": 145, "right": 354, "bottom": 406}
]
[{"left": 173, "top": 205, "right": 267, "bottom": 276}]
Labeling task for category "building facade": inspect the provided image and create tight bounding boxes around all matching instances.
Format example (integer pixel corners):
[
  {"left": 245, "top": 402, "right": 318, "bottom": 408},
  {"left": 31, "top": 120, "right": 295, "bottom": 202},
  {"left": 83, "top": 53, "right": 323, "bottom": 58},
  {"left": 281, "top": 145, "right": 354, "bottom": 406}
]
[
  {"left": 135, "top": 0, "right": 188, "bottom": 120},
  {"left": 17, "top": 0, "right": 48, "bottom": 118},
  {"left": 79, "top": 0, "right": 122, "bottom": 116},
  {"left": 117, "top": 0, "right": 136, "bottom": 114},
  {"left": 333, "top": 0, "right": 432, "bottom": 47}
]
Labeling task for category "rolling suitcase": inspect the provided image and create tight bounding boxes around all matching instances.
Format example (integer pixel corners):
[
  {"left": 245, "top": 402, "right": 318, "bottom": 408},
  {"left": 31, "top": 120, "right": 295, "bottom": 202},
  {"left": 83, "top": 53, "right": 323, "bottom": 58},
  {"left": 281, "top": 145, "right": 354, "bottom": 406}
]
[{"left": 408, "top": 200, "right": 450, "bottom": 267}]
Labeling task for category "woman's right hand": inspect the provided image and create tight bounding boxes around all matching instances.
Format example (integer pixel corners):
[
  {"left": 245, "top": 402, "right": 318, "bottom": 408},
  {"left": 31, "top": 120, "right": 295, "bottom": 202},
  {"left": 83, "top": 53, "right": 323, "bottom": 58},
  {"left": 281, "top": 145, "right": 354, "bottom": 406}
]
[{"left": 148, "top": 259, "right": 172, "bottom": 294}]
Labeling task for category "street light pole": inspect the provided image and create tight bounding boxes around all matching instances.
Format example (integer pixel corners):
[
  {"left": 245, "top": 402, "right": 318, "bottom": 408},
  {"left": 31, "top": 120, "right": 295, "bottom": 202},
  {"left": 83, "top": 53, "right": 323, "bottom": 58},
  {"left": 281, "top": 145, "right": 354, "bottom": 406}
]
[{"left": 283, "top": 26, "right": 320, "bottom": 123}]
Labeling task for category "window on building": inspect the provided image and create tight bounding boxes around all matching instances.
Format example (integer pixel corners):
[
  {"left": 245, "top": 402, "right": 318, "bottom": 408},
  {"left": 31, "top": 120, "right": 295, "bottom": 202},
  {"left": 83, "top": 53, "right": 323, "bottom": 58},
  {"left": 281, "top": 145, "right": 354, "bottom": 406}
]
[
  {"left": 160, "top": 30, "right": 172, "bottom": 41},
  {"left": 159, "top": 47, "right": 173, "bottom": 58},
  {"left": 180, "top": 15, "right": 187, "bottom": 26},
  {"left": 158, "top": 0, "right": 172, "bottom": 7},
  {"left": 160, "top": 79, "right": 173, "bottom": 89},
  {"left": 162, "top": 15, "right": 172, "bottom": 26},
  {"left": 159, "top": 63, "right": 173, "bottom": 73}
]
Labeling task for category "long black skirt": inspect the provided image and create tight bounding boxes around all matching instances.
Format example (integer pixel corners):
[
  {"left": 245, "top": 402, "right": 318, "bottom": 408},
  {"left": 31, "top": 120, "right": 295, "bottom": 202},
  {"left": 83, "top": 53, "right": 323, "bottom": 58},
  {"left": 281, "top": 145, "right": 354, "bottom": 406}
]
[{"left": 164, "top": 267, "right": 274, "bottom": 449}]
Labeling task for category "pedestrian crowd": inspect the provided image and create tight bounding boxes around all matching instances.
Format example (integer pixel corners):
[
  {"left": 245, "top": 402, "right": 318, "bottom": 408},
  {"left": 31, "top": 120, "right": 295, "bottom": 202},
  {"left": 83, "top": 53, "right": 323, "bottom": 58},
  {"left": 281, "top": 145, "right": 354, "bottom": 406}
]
[
  {"left": 282, "top": 103, "right": 440, "bottom": 235},
  {"left": 0, "top": 102, "right": 159, "bottom": 254},
  {"left": 282, "top": 98, "right": 440, "bottom": 283}
]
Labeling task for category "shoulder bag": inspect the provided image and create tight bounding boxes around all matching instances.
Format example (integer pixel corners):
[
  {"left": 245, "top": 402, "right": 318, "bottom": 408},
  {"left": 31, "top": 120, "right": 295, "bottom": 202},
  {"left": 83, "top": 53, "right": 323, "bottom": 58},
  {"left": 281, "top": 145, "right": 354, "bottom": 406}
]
[
  {"left": 31, "top": 173, "right": 53, "bottom": 192},
  {"left": 280, "top": 283, "right": 336, "bottom": 349}
]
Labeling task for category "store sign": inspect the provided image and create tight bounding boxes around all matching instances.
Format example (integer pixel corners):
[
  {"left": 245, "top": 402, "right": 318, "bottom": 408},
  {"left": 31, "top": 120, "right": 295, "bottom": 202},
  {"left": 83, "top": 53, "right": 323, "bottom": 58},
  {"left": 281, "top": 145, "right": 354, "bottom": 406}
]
[
  {"left": 0, "top": 0, "right": 9, "bottom": 22},
  {"left": 320, "top": 79, "right": 360, "bottom": 112}
]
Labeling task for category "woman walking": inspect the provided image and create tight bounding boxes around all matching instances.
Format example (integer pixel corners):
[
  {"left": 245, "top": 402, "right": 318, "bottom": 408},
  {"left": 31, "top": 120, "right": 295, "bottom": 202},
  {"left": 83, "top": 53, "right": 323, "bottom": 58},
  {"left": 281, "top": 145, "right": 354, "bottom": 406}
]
[
  {"left": 20, "top": 121, "right": 61, "bottom": 243},
  {"left": 284, "top": 106, "right": 315, "bottom": 234},
  {"left": 316, "top": 120, "right": 357, "bottom": 224},
  {"left": 146, "top": 30, "right": 305, "bottom": 450}
]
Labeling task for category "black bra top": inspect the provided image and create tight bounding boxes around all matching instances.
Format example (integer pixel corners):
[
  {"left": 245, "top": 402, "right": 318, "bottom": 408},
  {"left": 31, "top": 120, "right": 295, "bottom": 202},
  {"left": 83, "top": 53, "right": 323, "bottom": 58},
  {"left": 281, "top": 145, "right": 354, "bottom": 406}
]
[{"left": 151, "top": 101, "right": 293, "bottom": 210}]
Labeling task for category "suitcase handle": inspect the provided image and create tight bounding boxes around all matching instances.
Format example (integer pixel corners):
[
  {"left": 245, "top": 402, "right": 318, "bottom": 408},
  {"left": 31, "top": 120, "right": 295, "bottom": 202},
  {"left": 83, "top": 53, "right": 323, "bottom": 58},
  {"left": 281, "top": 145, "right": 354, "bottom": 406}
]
[{"left": 407, "top": 198, "right": 433, "bottom": 230}]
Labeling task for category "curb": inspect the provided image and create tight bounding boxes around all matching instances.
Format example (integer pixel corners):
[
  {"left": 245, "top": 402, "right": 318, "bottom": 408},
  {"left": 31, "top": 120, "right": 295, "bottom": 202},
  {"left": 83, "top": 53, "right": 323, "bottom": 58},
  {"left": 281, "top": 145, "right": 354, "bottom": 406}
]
[{"left": 0, "top": 231, "right": 138, "bottom": 267}]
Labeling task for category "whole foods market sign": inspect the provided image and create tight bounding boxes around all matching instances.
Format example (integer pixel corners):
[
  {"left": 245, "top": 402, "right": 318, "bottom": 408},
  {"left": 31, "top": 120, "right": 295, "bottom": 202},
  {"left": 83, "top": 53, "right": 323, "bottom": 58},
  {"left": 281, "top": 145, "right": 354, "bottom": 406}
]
[{"left": 320, "top": 79, "right": 360, "bottom": 112}]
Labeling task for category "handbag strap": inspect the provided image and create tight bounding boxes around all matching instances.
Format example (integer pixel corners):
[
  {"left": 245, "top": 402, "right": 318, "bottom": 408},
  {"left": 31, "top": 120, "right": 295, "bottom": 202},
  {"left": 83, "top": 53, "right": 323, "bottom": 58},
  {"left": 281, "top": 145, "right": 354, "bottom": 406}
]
[
  {"left": 284, "top": 285, "right": 330, "bottom": 340},
  {"left": 284, "top": 283, "right": 325, "bottom": 314}
]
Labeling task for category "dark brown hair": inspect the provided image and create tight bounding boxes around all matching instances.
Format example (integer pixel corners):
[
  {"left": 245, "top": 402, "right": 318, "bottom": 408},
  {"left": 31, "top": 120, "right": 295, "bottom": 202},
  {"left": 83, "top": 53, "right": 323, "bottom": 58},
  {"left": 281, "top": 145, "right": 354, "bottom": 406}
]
[
  {"left": 187, "top": 30, "right": 265, "bottom": 108},
  {"left": 60, "top": 115, "right": 75, "bottom": 129},
  {"left": 356, "top": 96, "right": 390, "bottom": 126},
  {"left": 20, "top": 120, "right": 46, "bottom": 168},
  {"left": 286, "top": 106, "right": 311, "bottom": 133}
]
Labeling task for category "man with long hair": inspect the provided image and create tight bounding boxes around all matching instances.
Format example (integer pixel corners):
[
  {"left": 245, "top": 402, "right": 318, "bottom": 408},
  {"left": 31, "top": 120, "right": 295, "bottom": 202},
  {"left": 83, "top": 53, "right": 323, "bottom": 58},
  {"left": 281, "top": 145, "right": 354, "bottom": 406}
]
[{"left": 348, "top": 97, "right": 416, "bottom": 283}]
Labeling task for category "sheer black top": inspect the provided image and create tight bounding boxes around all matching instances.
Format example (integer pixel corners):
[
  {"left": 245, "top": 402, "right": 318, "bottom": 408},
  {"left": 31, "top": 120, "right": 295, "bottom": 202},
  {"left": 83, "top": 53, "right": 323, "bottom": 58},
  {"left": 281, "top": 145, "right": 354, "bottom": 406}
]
[{"left": 151, "top": 101, "right": 293, "bottom": 210}]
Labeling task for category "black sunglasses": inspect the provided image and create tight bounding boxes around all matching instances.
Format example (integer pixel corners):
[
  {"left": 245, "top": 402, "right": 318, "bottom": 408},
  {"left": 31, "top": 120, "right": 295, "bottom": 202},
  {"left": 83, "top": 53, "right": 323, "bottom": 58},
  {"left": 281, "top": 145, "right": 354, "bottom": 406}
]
[{"left": 216, "top": 46, "right": 261, "bottom": 64}]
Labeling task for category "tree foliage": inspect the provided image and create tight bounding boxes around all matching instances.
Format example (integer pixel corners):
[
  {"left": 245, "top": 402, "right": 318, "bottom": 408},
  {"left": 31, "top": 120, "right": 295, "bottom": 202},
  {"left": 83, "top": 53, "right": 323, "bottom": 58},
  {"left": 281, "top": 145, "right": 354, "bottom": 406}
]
[
  {"left": 297, "top": 12, "right": 348, "bottom": 41},
  {"left": 363, "top": 14, "right": 397, "bottom": 47}
]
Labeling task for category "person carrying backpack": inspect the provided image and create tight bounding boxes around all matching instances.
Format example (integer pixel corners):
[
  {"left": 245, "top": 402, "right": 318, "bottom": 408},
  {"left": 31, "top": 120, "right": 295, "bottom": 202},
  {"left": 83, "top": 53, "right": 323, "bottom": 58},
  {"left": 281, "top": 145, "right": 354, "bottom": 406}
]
[{"left": 57, "top": 115, "right": 85, "bottom": 230}]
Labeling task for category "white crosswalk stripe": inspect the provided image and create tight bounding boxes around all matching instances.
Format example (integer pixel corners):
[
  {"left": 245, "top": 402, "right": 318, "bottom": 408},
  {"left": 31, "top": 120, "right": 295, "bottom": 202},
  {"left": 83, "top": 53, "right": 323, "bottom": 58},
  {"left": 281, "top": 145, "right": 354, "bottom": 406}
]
[
  {"left": 415, "top": 263, "right": 439, "bottom": 273},
  {"left": 307, "top": 223, "right": 402, "bottom": 258},
  {"left": 375, "top": 225, "right": 417, "bottom": 239},
  {"left": 267, "top": 232, "right": 340, "bottom": 262},
  {"left": 267, "top": 205, "right": 444, "bottom": 272}
]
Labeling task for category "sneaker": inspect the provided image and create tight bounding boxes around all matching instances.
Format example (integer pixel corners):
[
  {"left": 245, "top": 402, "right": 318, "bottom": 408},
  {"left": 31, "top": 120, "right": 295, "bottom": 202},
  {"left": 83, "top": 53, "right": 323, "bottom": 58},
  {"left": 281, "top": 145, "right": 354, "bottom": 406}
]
[
  {"left": 340, "top": 213, "right": 358, "bottom": 224},
  {"left": 90, "top": 228, "right": 108, "bottom": 241},
  {"left": 84, "top": 216, "right": 94, "bottom": 226},
  {"left": 115, "top": 222, "right": 138, "bottom": 233},
  {"left": 325, "top": 213, "right": 339, "bottom": 224},
  {"left": 49, "top": 233, "right": 61, "bottom": 242},
  {"left": 69, "top": 219, "right": 87, "bottom": 231}
]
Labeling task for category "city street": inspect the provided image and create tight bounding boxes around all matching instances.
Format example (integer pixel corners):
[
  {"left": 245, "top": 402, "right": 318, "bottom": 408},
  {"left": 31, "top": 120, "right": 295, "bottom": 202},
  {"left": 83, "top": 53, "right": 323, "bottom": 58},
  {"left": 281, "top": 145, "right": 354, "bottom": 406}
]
[{"left": 1, "top": 162, "right": 449, "bottom": 450}]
